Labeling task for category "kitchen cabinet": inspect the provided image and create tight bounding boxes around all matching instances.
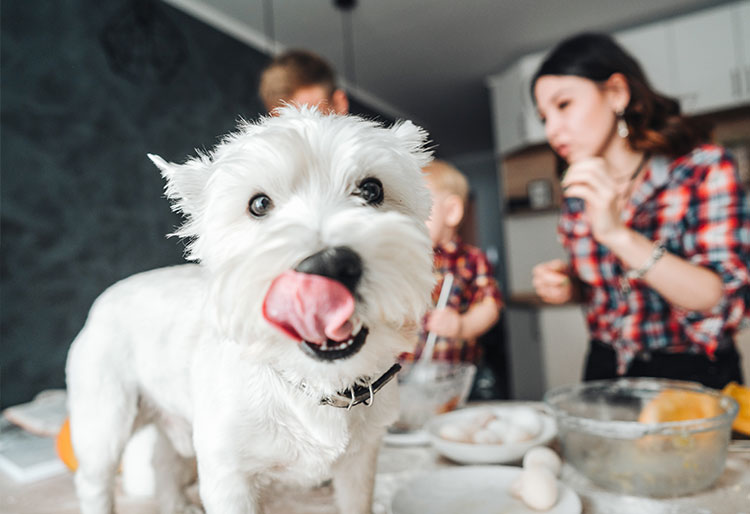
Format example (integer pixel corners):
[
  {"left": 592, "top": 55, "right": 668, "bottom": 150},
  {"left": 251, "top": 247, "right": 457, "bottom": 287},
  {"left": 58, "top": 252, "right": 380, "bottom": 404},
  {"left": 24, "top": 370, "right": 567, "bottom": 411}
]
[
  {"left": 615, "top": 23, "right": 674, "bottom": 96},
  {"left": 502, "top": 211, "right": 588, "bottom": 399},
  {"left": 505, "top": 303, "right": 588, "bottom": 400},
  {"left": 740, "top": 1, "right": 750, "bottom": 98},
  {"left": 669, "top": 2, "right": 749, "bottom": 113},
  {"left": 501, "top": 146, "right": 561, "bottom": 213},
  {"left": 487, "top": 52, "right": 546, "bottom": 156}
]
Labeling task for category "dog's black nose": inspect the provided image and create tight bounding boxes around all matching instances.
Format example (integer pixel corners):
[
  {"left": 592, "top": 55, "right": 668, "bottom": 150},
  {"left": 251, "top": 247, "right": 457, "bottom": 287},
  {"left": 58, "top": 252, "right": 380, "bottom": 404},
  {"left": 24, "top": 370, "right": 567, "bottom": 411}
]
[{"left": 295, "top": 246, "right": 362, "bottom": 294}]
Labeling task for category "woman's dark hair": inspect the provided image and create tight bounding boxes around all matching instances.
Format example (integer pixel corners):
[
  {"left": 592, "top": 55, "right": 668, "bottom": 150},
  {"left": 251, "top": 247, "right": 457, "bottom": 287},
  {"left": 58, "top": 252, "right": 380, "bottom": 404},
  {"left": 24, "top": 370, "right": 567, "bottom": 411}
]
[{"left": 531, "top": 33, "right": 709, "bottom": 158}]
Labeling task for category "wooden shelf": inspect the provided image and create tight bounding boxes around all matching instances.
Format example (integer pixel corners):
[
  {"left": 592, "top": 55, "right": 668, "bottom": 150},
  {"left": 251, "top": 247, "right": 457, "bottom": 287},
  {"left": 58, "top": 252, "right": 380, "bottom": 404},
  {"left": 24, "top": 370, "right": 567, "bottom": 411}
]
[
  {"left": 504, "top": 205, "right": 560, "bottom": 217},
  {"left": 507, "top": 292, "right": 578, "bottom": 309}
]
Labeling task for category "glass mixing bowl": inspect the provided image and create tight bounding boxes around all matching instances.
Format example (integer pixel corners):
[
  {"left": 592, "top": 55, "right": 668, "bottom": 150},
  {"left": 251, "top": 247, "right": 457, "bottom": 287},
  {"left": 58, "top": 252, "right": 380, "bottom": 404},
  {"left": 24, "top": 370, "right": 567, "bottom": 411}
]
[
  {"left": 544, "top": 378, "right": 738, "bottom": 497},
  {"left": 389, "top": 361, "right": 476, "bottom": 433}
]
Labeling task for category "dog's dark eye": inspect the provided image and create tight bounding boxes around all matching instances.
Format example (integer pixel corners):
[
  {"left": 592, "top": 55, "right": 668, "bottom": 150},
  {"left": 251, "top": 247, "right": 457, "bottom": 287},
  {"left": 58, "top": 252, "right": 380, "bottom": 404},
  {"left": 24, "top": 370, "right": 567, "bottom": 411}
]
[
  {"left": 248, "top": 194, "right": 273, "bottom": 218},
  {"left": 358, "top": 177, "right": 384, "bottom": 206}
]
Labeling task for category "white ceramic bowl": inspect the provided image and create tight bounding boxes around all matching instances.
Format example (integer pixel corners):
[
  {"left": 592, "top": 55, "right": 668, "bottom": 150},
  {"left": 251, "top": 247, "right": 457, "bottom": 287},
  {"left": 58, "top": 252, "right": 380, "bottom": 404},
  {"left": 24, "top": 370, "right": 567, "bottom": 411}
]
[{"left": 425, "top": 403, "right": 557, "bottom": 464}]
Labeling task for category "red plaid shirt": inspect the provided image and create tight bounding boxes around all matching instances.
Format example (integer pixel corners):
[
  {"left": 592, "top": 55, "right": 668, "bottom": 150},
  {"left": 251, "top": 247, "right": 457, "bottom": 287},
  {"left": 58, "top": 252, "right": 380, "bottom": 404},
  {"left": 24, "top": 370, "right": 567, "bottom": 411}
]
[
  {"left": 410, "top": 237, "right": 503, "bottom": 363},
  {"left": 559, "top": 144, "right": 750, "bottom": 374}
]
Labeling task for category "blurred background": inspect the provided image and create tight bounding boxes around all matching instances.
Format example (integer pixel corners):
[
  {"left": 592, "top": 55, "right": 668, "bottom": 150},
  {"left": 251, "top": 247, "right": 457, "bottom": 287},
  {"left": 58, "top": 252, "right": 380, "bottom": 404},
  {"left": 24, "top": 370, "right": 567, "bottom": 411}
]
[{"left": 2, "top": 0, "right": 748, "bottom": 408}]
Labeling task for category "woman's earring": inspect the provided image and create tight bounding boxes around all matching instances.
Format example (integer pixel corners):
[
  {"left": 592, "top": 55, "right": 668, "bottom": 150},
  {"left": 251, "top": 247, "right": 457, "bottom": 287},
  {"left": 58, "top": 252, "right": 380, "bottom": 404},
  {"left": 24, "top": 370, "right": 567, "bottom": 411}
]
[{"left": 616, "top": 110, "right": 629, "bottom": 139}]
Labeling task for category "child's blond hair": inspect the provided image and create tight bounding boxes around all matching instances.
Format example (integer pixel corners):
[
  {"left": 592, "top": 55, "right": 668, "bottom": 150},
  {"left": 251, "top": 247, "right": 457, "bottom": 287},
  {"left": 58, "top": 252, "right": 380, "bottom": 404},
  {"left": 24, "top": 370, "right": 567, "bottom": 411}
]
[{"left": 423, "top": 159, "right": 469, "bottom": 204}]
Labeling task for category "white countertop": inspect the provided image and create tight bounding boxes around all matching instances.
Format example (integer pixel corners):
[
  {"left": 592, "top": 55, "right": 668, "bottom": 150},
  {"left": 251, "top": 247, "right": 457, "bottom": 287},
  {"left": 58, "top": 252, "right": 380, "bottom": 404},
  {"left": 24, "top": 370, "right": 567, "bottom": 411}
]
[
  {"left": 2, "top": 440, "right": 749, "bottom": 514},
  {"left": 2, "top": 421, "right": 749, "bottom": 514}
]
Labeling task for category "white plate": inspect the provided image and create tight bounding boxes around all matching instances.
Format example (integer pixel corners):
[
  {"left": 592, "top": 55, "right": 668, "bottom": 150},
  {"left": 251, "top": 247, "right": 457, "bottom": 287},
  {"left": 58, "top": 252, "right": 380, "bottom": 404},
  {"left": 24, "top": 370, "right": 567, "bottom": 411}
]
[
  {"left": 425, "top": 404, "right": 557, "bottom": 464},
  {"left": 391, "top": 465, "right": 581, "bottom": 514}
]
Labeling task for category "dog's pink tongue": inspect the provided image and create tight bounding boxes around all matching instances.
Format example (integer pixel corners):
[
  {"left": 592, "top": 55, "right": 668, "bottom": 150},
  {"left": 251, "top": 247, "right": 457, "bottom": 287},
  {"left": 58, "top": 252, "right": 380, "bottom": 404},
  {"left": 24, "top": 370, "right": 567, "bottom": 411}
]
[{"left": 263, "top": 270, "right": 355, "bottom": 344}]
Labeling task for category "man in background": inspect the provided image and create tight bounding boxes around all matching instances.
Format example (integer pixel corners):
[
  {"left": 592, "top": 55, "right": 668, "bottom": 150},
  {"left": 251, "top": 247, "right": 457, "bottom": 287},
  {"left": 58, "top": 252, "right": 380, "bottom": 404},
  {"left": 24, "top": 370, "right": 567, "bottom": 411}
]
[{"left": 259, "top": 49, "right": 349, "bottom": 115}]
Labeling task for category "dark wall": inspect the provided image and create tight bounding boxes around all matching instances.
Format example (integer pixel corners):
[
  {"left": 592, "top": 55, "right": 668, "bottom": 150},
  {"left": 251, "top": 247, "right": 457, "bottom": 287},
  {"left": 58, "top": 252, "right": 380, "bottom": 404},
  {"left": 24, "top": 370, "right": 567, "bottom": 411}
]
[{"left": 0, "top": 0, "right": 391, "bottom": 408}]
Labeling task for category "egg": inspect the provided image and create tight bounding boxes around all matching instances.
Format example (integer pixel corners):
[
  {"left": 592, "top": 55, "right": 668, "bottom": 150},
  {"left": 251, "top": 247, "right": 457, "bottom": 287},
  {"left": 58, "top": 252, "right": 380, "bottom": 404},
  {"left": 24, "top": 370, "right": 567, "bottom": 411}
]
[
  {"left": 471, "top": 409, "right": 497, "bottom": 428},
  {"left": 503, "top": 423, "right": 533, "bottom": 443},
  {"left": 510, "top": 407, "right": 542, "bottom": 437},
  {"left": 472, "top": 428, "right": 503, "bottom": 444},
  {"left": 523, "top": 446, "right": 562, "bottom": 477},
  {"left": 518, "top": 465, "right": 558, "bottom": 511},
  {"left": 438, "top": 422, "right": 473, "bottom": 442},
  {"left": 486, "top": 418, "right": 511, "bottom": 438}
]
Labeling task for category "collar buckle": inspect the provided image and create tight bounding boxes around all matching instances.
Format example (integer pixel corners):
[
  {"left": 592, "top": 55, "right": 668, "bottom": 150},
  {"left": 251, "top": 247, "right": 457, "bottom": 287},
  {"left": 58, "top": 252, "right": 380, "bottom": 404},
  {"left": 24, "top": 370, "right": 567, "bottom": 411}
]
[{"left": 321, "top": 363, "right": 401, "bottom": 409}]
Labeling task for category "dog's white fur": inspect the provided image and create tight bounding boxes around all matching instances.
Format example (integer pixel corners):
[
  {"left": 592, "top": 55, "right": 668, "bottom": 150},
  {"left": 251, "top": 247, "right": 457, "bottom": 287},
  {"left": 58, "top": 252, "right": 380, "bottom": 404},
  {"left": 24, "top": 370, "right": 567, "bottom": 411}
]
[{"left": 66, "top": 107, "right": 434, "bottom": 514}]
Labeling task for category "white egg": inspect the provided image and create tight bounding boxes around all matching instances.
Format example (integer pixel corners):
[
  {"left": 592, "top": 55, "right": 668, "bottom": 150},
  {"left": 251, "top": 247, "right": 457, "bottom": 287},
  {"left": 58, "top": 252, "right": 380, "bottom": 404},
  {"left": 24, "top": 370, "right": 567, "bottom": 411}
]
[
  {"left": 523, "top": 446, "right": 562, "bottom": 477},
  {"left": 438, "top": 422, "right": 472, "bottom": 442},
  {"left": 486, "top": 418, "right": 511, "bottom": 438},
  {"left": 510, "top": 407, "right": 542, "bottom": 437},
  {"left": 472, "top": 428, "right": 503, "bottom": 444},
  {"left": 518, "top": 465, "right": 558, "bottom": 511},
  {"left": 503, "top": 424, "right": 533, "bottom": 443},
  {"left": 471, "top": 409, "right": 497, "bottom": 428}
]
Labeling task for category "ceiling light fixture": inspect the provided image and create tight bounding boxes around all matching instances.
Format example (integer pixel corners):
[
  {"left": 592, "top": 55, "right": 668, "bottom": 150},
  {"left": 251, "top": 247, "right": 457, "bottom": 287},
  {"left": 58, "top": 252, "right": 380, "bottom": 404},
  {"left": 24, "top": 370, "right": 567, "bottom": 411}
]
[
  {"left": 333, "top": 0, "right": 357, "bottom": 87},
  {"left": 262, "top": 0, "right": 277, "bottom": 54}
]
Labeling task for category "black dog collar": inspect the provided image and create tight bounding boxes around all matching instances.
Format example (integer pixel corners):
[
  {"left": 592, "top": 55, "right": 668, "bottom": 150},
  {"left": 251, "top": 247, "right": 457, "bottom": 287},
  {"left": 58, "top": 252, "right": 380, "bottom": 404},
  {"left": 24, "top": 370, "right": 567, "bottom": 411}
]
[{"left": 320, "top": 363, "right": 402, "bottom": 409}]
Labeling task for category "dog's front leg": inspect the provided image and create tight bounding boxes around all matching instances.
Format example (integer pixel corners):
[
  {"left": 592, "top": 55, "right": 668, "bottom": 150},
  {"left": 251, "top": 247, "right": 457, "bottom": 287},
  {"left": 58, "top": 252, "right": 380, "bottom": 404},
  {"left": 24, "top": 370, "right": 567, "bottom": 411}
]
[
  {"left": 331, "top": 435, "right": 381, "bottom": 514},
  {"left": 196, "top": 459, "right": 262, "bottom": 514},
  {"left": 193, "top": 417, "right": 261, "bottom": 514}
]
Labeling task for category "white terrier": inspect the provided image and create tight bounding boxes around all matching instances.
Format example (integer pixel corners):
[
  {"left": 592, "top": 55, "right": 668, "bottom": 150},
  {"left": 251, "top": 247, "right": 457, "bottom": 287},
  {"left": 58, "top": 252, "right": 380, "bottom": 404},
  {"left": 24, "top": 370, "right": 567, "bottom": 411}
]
[{"left": 65, "top": 106, "right": 435, "bottom": 514}]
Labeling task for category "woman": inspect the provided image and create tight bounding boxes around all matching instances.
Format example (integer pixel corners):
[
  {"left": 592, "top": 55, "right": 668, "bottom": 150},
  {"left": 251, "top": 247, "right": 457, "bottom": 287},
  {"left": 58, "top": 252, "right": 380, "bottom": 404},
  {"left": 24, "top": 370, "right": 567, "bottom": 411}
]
[{"left": 531, "top": 32, "right": 750, "bottom": 388}]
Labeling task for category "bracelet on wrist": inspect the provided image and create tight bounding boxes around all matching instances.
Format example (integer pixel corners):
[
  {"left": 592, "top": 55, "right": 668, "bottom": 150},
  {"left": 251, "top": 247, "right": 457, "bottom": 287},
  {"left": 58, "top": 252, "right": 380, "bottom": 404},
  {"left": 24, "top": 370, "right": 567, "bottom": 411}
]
[{"left": 620, "top": 239, "right": 666, "bottom": 294}]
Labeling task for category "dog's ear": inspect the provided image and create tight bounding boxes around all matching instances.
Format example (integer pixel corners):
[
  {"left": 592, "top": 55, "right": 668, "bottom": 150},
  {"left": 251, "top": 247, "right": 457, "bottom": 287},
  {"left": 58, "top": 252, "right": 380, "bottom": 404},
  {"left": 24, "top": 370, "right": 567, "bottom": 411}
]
[
  {"left": 148, "top": 153, "right": 211, "bottom": 220},
  {"left": 390, "top": 120, "right": 432, "bottom": 168}
]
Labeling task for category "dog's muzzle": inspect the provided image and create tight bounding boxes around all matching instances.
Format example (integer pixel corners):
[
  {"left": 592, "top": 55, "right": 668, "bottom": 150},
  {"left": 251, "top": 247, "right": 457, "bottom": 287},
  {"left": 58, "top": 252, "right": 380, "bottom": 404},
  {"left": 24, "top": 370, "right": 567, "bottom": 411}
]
[
  {"left": 295, "top": 247, "right": 366, "bottom": 360},
  {"left": 294, "top": 246, "right": 362, "bottom": 294},
  {"left": 262, "top": 247, "right": 370, "bottom": 361},
  {"left": 299, "top": 326, "right": 369, "bottom": 361}
]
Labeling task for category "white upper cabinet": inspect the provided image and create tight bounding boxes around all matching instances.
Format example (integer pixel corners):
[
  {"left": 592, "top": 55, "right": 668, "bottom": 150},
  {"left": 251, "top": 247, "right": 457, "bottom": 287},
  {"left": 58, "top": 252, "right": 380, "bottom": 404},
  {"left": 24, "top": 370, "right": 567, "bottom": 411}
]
[
  {"left": 739, "top": 1, "right": 750, "bottom": 99},
  {"left": 517, "top": 53, "right": 546, "bottom": 147},
  {"left": 615, "top": 23, "right": 674, "bottom": 97},
  {"left": 488, "top": 67, "right": 525, "bottom": 156},
  {"left": 487, "top": 51, "right": 546, "bottom": 155},
  {"left": 669, "top": 3, "right": 746, "bottom": 113}
]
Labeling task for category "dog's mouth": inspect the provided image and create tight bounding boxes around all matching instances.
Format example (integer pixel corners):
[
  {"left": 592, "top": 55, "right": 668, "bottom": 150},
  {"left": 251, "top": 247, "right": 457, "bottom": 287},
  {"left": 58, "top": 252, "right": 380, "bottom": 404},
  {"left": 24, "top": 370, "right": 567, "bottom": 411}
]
[
  {"left": 262, "top": 270, "right": 367, "bottom": 361},
  {"left": 300, "top": 326, "right": 369, "bottom": 361}
]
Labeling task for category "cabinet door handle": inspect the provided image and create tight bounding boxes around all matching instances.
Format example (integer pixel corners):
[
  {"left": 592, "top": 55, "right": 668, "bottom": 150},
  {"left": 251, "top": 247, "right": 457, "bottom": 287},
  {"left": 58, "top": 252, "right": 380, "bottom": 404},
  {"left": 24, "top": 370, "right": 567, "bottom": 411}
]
[
  {"left": 746, "top": 66, "right": 750, "bottom": 96},
  {"left": 730, "top": 69, "right": 740, "bottom": 97},
  {"left": 517, "top": 114, "right": 525, "bottom": 141}
]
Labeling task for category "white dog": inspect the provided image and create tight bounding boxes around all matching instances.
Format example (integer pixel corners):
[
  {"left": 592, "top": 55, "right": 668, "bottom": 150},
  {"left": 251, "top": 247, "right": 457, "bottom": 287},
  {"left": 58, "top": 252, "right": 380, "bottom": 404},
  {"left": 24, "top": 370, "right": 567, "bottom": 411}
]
[{"left": 65, "top": 106, "right": 435, "bottom": 514}]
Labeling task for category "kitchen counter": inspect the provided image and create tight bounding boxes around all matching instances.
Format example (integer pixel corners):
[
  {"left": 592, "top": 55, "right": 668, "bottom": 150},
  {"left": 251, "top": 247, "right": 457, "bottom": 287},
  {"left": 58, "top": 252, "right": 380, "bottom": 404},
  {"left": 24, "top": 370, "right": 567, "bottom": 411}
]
[{"left": 2, "top": 437, "right": 749, "bottom": 514}]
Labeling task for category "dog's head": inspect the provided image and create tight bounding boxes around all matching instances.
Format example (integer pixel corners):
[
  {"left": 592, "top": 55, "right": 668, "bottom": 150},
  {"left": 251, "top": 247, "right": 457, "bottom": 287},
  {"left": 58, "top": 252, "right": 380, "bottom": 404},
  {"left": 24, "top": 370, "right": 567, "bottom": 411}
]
[{"left": 149, "top": 106, "right": 434, "bottom": 393}]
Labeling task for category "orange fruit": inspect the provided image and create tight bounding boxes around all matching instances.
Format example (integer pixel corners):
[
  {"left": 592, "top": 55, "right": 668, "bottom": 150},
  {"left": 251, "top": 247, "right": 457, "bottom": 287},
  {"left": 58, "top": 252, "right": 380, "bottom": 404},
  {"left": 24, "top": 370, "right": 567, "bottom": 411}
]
[
  {"left": 638, "top": 389, "right": 722, "bottom": 424},
  {"left": 56, "top": 417, "right": 78, "bottom": 471},
  {"left": 722, "top": 382, "right": 750, "bottom": 435}
]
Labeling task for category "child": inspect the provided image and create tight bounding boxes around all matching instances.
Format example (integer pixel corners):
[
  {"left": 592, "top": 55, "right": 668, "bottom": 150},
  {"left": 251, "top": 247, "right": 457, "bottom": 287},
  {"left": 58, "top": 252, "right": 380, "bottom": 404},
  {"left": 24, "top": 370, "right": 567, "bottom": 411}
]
[{"left": 415, "top": 159, "right": 503, "bottom": 363}]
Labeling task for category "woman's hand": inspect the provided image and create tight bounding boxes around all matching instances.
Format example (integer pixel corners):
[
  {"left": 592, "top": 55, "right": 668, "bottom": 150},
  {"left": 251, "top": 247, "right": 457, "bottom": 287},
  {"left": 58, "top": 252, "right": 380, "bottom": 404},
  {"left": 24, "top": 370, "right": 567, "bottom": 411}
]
[
  {"left": 533, "top": 259, "right": 573, "bottom": 304},
  {"left": 425, "top": 307, "right": 462, "bottom": 339},
  {"left": 562, "top": 157, "right": 628, "bottom": 248}
]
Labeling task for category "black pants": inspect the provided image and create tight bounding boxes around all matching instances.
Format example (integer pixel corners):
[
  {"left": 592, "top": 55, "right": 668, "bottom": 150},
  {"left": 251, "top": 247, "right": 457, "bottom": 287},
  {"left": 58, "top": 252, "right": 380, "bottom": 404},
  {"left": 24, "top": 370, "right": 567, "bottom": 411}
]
[{"left": 583, "top": 340, "right": 744, "bottom": 390}]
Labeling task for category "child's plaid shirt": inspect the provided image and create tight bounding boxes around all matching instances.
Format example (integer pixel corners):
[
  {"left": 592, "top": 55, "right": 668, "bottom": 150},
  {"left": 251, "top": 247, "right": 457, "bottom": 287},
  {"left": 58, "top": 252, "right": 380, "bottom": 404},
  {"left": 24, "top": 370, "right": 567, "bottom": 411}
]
[{"left": 411, "top": 236, "right": 503, "bottom": 363}]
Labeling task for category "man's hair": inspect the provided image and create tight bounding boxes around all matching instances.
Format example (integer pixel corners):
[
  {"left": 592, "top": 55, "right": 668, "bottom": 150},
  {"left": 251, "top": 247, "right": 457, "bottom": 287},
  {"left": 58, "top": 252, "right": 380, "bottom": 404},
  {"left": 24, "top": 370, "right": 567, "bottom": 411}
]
[
  {"left": 423, "top": 159, "right": 469, "bottom": 204},
  {"left": 259, "top": 49, "right": 337, "bottom": 110}
]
